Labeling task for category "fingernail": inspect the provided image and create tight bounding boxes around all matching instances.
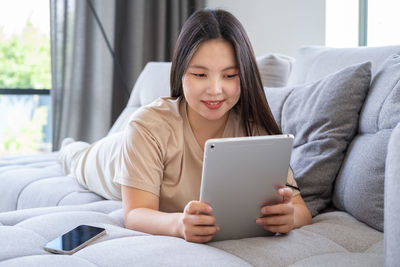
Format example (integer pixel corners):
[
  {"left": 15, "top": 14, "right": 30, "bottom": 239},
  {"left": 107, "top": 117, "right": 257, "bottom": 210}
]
[
  {"left": 207, "top": 206, "right": 213, "bottom": 212},
  {"left": 279, "top": 188, "right": 284, "bottom": 194},
  {"left": 262, "top": 208, "right": 266, "bottom": 214}
]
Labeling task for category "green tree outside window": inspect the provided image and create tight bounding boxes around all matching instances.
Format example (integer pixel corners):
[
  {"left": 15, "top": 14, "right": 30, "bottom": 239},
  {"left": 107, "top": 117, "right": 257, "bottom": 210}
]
[{"left": 0, "top": 21, "right": 51, "bottom": 155}]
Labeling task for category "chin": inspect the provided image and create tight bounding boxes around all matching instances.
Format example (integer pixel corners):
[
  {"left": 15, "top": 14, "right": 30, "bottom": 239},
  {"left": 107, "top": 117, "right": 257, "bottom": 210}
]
[{"left": 201, "top": 111, "right": 228, "bottom": 122}]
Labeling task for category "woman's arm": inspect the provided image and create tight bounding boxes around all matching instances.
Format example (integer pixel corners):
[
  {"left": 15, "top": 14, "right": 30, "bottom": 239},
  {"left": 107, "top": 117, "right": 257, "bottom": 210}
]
[
  {"left": 122, "top": 185, "right": 219, "bottom": 243},
  {"left": 122, "top": 185, "right": 181, "bottom": 237}
]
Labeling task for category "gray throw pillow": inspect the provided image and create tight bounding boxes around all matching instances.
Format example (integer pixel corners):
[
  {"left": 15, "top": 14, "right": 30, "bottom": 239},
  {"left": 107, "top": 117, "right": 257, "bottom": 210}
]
[{"left": 265, "top": 62, "right": 372, "bottom": 216}]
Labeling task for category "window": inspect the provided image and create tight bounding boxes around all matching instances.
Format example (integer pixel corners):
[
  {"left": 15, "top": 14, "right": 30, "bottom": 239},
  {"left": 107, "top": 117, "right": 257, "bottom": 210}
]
[
  {"left": 325, "top": 0, "right": 359, "bottom": 47},
  {"left": 0, "top": 0, "right": 51, "bottom": 155},
  {"left": 325, "top": 0, "right": 400, "bottom": 47},
  {"left": 367, "top": 0, "right": 400, "bottom": 46}
]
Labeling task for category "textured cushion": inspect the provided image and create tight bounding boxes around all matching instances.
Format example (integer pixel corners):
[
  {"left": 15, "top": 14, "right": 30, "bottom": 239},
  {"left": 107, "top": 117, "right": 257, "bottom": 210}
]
[
  {"left": 265, "top": 62, "right": 372, "bottom": 216},
  {"left": 0, "top": 205, "right": 383, "bottom": 266},
  {"left": 0, "top": 154, "right": 109, "bottom": 213},
  {"left": 211, "top": 211, "right": 382, "bottom": 266},
  {"left": 289, "top": 253, "right": 383, "bottom": 267},
  {"left": 333, "top": 53, "right": 400, "bottom": 231},
  {"left": 385, "top": 123, "right": 400, "bottom": 266},
  {"left": 256, "top": 53, "right": 294, "bottom": 87}
]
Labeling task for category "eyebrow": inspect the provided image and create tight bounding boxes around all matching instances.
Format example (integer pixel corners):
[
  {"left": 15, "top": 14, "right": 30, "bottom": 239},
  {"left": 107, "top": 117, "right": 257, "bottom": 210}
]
[{"left": 188, "top": 65, "right": 238, "bottom": 71}]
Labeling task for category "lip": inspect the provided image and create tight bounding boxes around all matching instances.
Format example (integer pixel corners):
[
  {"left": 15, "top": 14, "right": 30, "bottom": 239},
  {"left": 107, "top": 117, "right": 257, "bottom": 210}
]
[{"left": 202, "top": 100, "right": 224, "bottom": 109}]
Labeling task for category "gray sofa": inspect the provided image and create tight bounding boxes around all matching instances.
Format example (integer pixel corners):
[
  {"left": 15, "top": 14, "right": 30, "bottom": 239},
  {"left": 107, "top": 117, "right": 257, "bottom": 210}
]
[{"left": 1, "top": 45, "right": 399, "bottom": 266}]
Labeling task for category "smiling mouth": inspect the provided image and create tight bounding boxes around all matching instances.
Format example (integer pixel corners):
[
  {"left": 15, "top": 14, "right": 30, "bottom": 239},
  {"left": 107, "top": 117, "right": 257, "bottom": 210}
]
[
  {"left": 205, "top": 101, "right": 221, "bottom": 105},
  {"left": 202, "top": 100, "right": 224, "bottom": 109}
]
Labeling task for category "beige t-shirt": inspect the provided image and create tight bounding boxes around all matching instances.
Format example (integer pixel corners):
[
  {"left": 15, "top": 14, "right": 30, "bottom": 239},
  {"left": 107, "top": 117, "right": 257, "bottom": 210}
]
[{"left": 113, "top": 97, "right": 299, "bottom": 213}]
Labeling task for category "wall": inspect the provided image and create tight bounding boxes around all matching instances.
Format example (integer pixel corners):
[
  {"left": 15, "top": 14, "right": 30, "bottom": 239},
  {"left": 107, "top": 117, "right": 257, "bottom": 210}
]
[{"left": 206, "top": 0, "right": 326, "bottom": 57}]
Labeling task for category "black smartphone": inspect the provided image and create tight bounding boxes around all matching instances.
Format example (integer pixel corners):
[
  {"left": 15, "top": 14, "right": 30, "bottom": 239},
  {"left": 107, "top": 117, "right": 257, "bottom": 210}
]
[{"left": 44, "top": 225, "right": 106, "bottom": 255}]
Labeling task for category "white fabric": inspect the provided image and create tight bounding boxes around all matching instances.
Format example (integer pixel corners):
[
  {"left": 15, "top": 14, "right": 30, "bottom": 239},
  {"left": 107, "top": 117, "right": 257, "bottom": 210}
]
[
  {"left": 58, "top": 133, "right": 123, "bottom": 200},
  {"left": 256, "top": 53, "right": 294, "bottom": 87}
]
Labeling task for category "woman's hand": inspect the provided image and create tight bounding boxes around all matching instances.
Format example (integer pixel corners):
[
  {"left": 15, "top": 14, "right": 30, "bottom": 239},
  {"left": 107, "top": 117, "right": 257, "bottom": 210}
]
[
  {"left": 256, "top": 187, "right": 295, "bottom": 234},
  {"left": 179, "top": 201, "right": 219, "bottom": 243}
]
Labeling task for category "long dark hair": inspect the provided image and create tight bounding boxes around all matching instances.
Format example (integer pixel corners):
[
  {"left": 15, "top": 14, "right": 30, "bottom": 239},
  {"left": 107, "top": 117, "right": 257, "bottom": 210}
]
[{"left": 170, "top": 9, "right": 281, "bottom": 136}]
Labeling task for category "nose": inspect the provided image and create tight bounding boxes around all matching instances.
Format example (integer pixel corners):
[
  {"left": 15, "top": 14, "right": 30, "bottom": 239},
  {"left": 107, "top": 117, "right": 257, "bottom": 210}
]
[{"left": 206, "top": 77, "right": 222, "bottom": 95}]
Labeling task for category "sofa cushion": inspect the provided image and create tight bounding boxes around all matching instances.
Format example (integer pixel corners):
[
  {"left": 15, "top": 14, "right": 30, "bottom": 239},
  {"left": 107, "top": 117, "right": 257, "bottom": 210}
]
[
  {"left": 0, "top": 153, "right": 58, "bottom": 168},
  {"left": 0, "top": 201, "right": 122, "bottom": 226},
  {"left": 0, "top": 204, "right": 383, "bottom": 266},
  {"left": 210, "top": 211, "right": 382, "bottom": 266},
  {"left": 385, "top": 122, "right": 400, "bottom": 266},
  {"left": 333, "top": 53, "right": 400, "bottom": 231},
  {"left": 256, "top": 53, "right": 294, "bottom": 87},
  {"left": 265, "top": 62, "right": 372, "bottom": 216},
  {"left": 0, "top": 153, "right": 110, "bottom": 213},
  {"left": 289, "top": 253, "right": 383, "bottom": 267},
  {"left": 108, "top": 62, "right": 172, "bottom": 135},
  {"left": 287, "top": 45, "right": 400, "bottom": 86}
]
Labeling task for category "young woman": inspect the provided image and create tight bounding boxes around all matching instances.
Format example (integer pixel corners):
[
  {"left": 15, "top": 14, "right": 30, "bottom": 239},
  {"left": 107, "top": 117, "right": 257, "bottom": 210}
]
[{"left": 60, "top": 9, "right": 312, "bottom": 243}]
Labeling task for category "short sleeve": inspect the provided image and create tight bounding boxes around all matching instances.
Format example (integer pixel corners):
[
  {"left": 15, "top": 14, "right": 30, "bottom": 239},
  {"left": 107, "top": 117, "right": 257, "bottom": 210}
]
[
  {"left": 113, "top": 121, "right": 164, "bottom": 197},
  {"left": 287, "top": 167, "right": 300, "bottom": 197}
]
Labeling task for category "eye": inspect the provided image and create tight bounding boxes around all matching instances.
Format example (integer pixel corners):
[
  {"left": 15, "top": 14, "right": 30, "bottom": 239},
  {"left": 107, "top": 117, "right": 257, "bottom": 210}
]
[
  {"left": 192, "top": 73, "right": 206, "bottom": 78},
  {"left": 224, "top": 74, "right": 238, "bottom": 79}
]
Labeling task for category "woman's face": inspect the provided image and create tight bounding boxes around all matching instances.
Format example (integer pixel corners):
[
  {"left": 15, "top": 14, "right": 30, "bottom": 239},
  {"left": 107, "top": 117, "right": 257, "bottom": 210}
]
[{"left": 182, "top": 39, "right": 240, "bottom": 124}]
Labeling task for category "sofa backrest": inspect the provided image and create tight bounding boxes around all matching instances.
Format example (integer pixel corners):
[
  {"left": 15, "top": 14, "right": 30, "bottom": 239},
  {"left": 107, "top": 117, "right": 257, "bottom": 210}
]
[
  {"left": 109, "top": 62, "right": 172, "bottom": 134},
  {"left": 332, "top": 52, "right": 400, "bottom": 231},
  {"left": 287, "top": 45, "right": 400, "bottom": 86},
  {"left": 287, "top": 45, "right": 400, "bottom": 231}
]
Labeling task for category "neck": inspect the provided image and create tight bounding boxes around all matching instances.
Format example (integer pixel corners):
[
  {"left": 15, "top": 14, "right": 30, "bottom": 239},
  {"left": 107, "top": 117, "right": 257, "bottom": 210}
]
[{"left": 187, "top": 105, "right": 229, "bottom": 149}]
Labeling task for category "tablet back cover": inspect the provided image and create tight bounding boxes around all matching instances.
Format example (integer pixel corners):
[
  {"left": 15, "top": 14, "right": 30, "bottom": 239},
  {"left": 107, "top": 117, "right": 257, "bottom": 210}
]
[{"left": 200, "top": 134, "right": 293, "bottom": 241}]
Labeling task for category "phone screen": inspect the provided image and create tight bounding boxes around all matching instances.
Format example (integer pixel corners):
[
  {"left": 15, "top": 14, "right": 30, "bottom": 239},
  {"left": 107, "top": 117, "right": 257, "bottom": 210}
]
[{"left": 45, "top": 225, "right": 105, "bottom": 253}]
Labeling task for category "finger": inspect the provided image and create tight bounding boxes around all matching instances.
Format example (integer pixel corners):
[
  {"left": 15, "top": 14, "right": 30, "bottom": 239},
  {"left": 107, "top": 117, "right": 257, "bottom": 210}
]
[
  {"left": 187, "top": 234, "right": 215, "bottom": 243},
  {"left": 184, "top": 201, "right": 213, "bottom": 215},
  {"left": 256, "top": 214, "right": 292, "bottom": 226},
  {"left": 183, "top": 225, "right": 219, "bottom": 242},
  {"left": 263, "top": 224, "right": 293, "bottom": 234},
  {"left": 195, "top": 214, "right": 217, "bottom": 226},
  {"left": 279, "top": 188, "right": 293, "bottom": 204},
  {"left": 261, "top": 203, "right": 294, "bottom": 216},
  {"left": 184, "top": 214, "right": 216, "bottom": 226},
  {"left": 192, "top": 225, "right": 220, "bottom": 236}
]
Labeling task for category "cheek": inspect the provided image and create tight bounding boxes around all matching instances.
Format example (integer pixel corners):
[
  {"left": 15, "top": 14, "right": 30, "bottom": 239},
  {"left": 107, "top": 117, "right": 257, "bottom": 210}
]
[
  {"left": 182, "top": 75, "right": 201, "bottom": 97},
  {"left": 182, "top": 75, "right": 192, "bottom": 93},
  {"left": 231, "top": 79, "right": 241, "bottom": 99},
  {"left": 182, "top": 75, "right": 190, "bottom": 97}
]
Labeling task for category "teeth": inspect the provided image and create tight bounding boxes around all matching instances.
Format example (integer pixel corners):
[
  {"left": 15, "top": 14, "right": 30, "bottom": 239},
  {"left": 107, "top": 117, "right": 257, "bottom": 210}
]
[{"left": 206, "top": 102, "right": 220, "bottom": 105}]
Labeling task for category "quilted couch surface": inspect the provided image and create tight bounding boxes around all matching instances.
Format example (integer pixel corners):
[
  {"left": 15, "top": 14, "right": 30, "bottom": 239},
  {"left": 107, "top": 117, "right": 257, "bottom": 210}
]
[
  {"left": 0, "top": 151, "right": 384, "bottom": 265},
  {"left": 0, "top": 199, "right": 383, "bottom": 266},
  {"left": 0, "top": 154, "right": 105, "bottom": 212}
]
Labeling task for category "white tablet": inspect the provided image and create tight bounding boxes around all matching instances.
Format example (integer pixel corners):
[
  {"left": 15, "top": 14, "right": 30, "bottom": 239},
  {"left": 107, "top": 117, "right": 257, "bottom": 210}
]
[{"left": 199, "top": 134, "right": 294, "bottom": 241}]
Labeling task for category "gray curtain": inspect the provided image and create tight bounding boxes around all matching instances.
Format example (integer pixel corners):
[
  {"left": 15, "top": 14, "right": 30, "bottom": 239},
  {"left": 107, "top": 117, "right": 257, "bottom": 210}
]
[{"left": 50, "top": 0, "right": 205, "bottom": 150}]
